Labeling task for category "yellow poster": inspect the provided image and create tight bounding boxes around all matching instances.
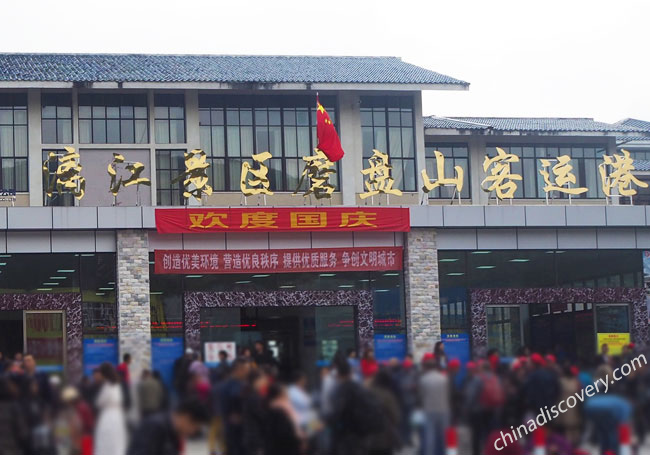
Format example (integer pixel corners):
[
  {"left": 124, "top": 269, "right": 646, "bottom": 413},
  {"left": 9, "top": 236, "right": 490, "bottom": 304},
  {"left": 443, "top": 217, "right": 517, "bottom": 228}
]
[{"left": 597, "top": 333, "right": 631, "bottom": 356}]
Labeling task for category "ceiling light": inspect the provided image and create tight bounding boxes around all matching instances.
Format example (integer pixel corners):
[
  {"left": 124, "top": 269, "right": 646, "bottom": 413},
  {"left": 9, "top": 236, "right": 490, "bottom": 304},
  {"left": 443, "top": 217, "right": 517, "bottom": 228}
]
[
  {"left": 279, "top": 285, "right": 296, "bottom": 289},
  {"left": 80, "top": 254, "right": 95, "bottom": 257},
  {"left": 42, "top": 282, "right": 59, "bottom": 286},
  {"left": 150, "top": 291, "right": 163, "bottom": 295},
  {"left": 447, "top": 272, "right": 465, "bottom": 276},
  {"left": 320, "top": 273, "right": 336, "bottom": 277},
  {"left": 57, "top": 269, "right": 75, "bottom": 273},
  {"left": 252, "top": 274, "right": 270, "bottom": 278},
  {"left": 95, "top": 292, "right": 106, "bottom": 296},
  {"left": 471, "top": 251, "right": 491, "bottom": 254},
  {"left": 0, "top": 263, "right": 7, "bottom": 266},
  {"left": 358, "top": 279, "right": 371, "bottom": 282},
  {"left": 49, "top": 276, "right": 66, "bottom": 280},
  {"left": 375, "top": 289, "right": 390, "bottom": 292},
  {"left": 439, "top": 258, "right": 459, "bottom": 262},
  {"left": 235, "top": 280, "right": 252, "bottom": 284},
  {"left": 338, "top": 284, "right": 355, "bottom": 288},
  {"left": 476, "top": 265, "right": 496, "bottom": 269},
  {"left": 0, "top": 254, "right": 11, "bottom": 258},
  {"left": 98, "top": 287, "right": 114, "bottom": 291},
  {"left": 37, "top": 288, "right": 53, "bottom": 291},
  {"left": 509, "top": 259, "right": 530, "bottom": 263},
  {"left": 149, "top": 261, "right": 155, "bottom": 265},
  {"left": 383, "top": 272, "right": 400, "bottom": 276},
  {"left": 185, "top": 275, "right": 203, "bottom": 278}
]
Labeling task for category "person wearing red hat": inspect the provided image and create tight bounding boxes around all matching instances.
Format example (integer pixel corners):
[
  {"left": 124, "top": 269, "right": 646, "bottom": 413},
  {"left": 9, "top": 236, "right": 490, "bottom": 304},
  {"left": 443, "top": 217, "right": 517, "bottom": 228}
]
[
  {"left": 557, "top": 365, "right": 582, "bottom": 446},
  {"left": 418, "top": 351, "right": 450, "bottom": 455},
  {"left": 523, "top": 353, "right": 560, "bottom": 429}
]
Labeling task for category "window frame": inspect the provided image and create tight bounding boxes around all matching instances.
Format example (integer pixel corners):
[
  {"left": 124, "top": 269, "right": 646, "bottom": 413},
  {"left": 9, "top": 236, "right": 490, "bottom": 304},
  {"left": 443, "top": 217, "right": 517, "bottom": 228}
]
[
  {"left": 41, "top": 93, "right": 73, "bottom": 144},
  {"left": 424, "top": 143, "right": 471, "bottom": 199},
  {"left": 485, "top": 143, "right": 607, "bottom": 199},
  {"left": 0, "top": 93, "right": 28, "bottom": 192},
  {"left": 78, "top": 93, "right": 149, "bottom": 145},
  {"left": 360, "top": 95, "right": 417, "bottom": 192},
  {"left": 198, "top": 94, "right": 340, "bottom": 192},
  {"left": 155, "top": 149, "right": 187, "bottom": 206},
  {"left": 154, "top": 93, "right": 186, "bottom": 144}
]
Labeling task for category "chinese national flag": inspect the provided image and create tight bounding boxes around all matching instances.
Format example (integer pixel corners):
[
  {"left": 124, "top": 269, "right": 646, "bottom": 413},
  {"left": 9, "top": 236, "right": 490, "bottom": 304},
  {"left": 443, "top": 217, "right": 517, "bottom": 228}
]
[{"left": 316, "top": 96, "right": 344, "bottom": 162}]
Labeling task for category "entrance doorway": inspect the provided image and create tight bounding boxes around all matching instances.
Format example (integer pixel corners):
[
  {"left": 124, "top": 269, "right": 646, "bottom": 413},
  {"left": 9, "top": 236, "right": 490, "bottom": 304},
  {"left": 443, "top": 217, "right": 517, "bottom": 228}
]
[
  {"left": 0, "top": 310, "right": 23, "bottom": 360},
  {"left": 200, "top": 306, "right": 357, "bottom": 381},
  {"left": 0, "top": 310, "right": 66, "bottom": 374}
]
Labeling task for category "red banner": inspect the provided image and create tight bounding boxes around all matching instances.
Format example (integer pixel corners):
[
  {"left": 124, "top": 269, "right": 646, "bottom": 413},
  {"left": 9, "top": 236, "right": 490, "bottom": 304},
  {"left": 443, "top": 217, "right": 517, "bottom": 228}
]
[
  {"left": 154, "top": 247, "right": 403, "bottom": 274},
  {"left": 155, "top": 207, "right": 410, "bottom": 234}
]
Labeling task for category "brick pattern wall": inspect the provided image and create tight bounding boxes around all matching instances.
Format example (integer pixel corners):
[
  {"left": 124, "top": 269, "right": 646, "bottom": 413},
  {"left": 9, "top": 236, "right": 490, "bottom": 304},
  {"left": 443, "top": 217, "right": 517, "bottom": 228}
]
[
  {"left": 404, "top": 229, "right": 440, "bottom": 361},
  {"left": 117, "top": 230, "right": 151, "bottom": 379}
]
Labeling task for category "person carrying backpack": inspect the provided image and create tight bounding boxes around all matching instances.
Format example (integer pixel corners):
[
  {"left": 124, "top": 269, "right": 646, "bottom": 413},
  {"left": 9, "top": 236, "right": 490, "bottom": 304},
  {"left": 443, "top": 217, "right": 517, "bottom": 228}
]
[
  {"left": 418, "top": 353, "right": 451, "bottom": 455},
  {"left": 328, "top": 360, "right": 384, "bottom": 455}
]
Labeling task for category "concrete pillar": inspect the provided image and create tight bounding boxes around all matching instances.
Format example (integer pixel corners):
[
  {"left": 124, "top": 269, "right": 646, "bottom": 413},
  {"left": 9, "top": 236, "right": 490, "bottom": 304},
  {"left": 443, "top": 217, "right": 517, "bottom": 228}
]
[
  {"left": 117, "top": 229, "right": 151, "bottom": 380},
  {"left": 337, "top": 91, "right": 363, "bottom": 205},
  {"left": 404, "top": 228, "right": 440, "bottom": 361},
  {"left": 27, "top": 89, "right": 43, "bottom": 207}
]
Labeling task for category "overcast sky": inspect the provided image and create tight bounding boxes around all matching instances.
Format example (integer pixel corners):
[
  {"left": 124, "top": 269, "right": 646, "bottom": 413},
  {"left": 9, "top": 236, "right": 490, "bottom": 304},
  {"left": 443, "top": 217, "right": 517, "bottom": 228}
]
[{"left": 2, "top": 0, "right": 648, "bottom": 123}]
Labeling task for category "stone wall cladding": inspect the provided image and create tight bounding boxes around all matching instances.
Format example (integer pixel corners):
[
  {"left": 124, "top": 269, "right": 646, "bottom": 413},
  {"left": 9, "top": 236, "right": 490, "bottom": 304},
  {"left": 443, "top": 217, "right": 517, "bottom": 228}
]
[
  {"left": 117, "top": 230, "right": 151, "bottom": 379},
  {"left": 404, "top": 229, "right": 440, "bottom": 361}
]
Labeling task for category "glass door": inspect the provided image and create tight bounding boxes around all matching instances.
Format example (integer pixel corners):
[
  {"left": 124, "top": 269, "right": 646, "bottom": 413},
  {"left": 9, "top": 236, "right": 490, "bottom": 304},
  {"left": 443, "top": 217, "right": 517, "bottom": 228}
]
[{"left": 24, "top": 311, "right": 66, "bottom": 376}]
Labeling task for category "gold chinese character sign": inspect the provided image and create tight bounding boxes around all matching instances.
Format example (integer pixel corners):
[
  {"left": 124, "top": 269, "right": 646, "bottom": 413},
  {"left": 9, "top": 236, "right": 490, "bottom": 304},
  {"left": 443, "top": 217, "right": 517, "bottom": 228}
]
[
  {"left": 481, "top": 147, "right": 522, "bottom": 200},
  {"left": 241, "top": 151, "right": 274, "bottom": 196},
  {"left": 360, "top": 149, "right": 402, "bottom": 199},
  {"left": 294, "top": 149, "right": 336, "bottom": 199},
  {"left": 421, "top": 150, "right": 464, "bottom": 196},
  {"left": 42, "top": 146, "right": 86, "bottom": 200},
  {"left": 107, "top": 153, "right": 151, "bottom": 196},
  {"left": 172, "top": 149, "right": 213, "bottom": 202},
  {"left": 599, "top": 149, "right": 648, "bottom": 198},
  {"left": 539, "top": 155, "right": 587, "bottom": 196}
]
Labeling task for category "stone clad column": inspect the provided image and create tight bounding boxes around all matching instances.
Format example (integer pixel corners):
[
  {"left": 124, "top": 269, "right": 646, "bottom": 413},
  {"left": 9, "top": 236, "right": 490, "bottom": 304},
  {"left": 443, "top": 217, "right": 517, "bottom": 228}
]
[
  {"left": 404, "top": 229, "right": 440, "bottom": 361},
  {"left": 117, "top": 229, "right": 151, "bottom": 379}
]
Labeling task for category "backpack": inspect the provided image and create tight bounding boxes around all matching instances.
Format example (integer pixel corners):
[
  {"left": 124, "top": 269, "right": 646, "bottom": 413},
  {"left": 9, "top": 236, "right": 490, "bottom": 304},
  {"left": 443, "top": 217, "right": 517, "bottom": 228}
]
[{"left": 479, "top": 373, "right": 505, "bottom": 408}]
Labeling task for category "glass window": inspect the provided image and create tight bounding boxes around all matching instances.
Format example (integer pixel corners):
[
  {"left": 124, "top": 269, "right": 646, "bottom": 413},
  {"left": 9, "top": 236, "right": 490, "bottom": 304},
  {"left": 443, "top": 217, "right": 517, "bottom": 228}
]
[
  {"left": 199, "top": 95, "right": 338, "bottom": 192},
  {"left": 360, "top": 96, "right": 416, "bottom": 191},
  {"left": 0, "top": 94, "right": 28, "bottom": 192},
  {"left": 42, "top": 149, "right": 75, "bottom": 206},
  {"left": 424, "top": 144, "right": 470, "bottom": 199},
  {"left": 41, "top": 93, "right": 72, "bottom": 144},
  {"left": 485, "top": 144, "right": 607, "bottom": 199},
  {"left": 487, "top": 306, "right": 522, "bottom": 357},
  {"left": 78, "top": 94, "right": 148, "bottom": 144},
  {"left": 154, "top": 94, "right": 185, "bottom": 144},
  {"left": 155, "top": 149, "right": 186, "bottom": 206}
]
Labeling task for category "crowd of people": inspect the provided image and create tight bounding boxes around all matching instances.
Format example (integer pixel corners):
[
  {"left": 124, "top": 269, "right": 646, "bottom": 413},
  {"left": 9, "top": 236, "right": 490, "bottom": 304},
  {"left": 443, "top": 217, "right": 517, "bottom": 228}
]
[{"left": 0, "top": 340, "right": 647, "bottom": 455}]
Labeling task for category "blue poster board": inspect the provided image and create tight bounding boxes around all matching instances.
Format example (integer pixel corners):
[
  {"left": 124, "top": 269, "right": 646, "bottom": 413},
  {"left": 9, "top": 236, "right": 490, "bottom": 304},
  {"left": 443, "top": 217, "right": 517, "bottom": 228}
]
[
  {"left": 442, "top": 332, "right": 470, "bottom": 384},
  {"left": 83, "top": 338, "right": 118, "bottom": 377},
  {"left": 152, "top": 337, "right": 184, "bottom": 389},
  {"left": 374, "top": 334, "right": 406, "bottom": 362}
]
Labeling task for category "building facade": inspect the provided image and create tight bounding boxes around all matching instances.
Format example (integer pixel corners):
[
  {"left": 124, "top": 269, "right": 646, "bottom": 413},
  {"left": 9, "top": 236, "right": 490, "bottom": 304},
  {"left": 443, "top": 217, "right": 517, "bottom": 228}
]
[{"left": 0, "top": 53, "right": 649, "bottom": 383}]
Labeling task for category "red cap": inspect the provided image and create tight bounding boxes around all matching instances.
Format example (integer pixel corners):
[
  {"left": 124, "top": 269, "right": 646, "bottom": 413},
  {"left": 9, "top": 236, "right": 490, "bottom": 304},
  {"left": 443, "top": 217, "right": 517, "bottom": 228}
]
[
  {"left": 466, "top": 361, "right": 477, "bottom": 370},
  {"left": 545, "top": 354, "right": 556, "bottom": 364},
  {"left": 448, "top": 358, "right": 461, "bottom": 371},
  {"left": 629, "top": 343, "right": 636, "bottom": 349},
  {"left": 421, "top": 352, "right": 435, "bottom": 363},
  {"left": 531, "top": 353, "right": 546, "bottom": 367},
  {"left": 402, "top": 358, "right": 414, "bottom": 369},
  {"left": 570, "top": 366, "right": 580, "bottom": 377},
  {"left": 489, "top": 353, "right": 499, "bottom": 370}
]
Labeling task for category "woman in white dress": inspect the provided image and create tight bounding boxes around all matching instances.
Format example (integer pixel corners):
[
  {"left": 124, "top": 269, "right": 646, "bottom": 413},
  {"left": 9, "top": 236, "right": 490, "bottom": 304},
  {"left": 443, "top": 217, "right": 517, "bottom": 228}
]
[{"left": 94, "top": 362, "right": 128, "bottom": 455}]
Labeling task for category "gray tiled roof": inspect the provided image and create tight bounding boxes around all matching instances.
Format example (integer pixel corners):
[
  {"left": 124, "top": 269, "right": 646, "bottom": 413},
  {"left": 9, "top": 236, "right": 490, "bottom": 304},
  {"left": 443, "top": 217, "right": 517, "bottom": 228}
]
[
  {"left": 448, "top": 117, "right": 643, "bottom": 133},
  {"left": 633, "top": 160, "right": 650, "bottom": 171},
  {"left": 423, "top": 116, "right": 488, "bottom": 130},
  {"left": 0, "top": 53, "right": 469, "bottom": 86},
  {"left": 615, "top": 118, "right": 650, "bottom": 132}
]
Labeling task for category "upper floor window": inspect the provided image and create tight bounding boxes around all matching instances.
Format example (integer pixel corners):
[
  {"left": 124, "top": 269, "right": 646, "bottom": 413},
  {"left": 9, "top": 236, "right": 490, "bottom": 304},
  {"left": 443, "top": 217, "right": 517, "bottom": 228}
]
[
  {"left": 425, "top": 144, "right": 470, "bottom": 199},
  {"left": 155, "top": 94, "right": 185, "bottom": 144},
  {"left": 485, "top": 145, "right": 607, "bottom": 199},
  {"left": 0, "top": 94, "right": 28, "bottom": 192},
  {"left": 42, "top": 93, "right": 72, "bottom": 144},
  {"left": 360, "top": 96, "right": 416, "bottom": 192},
  {"left": 199, "top": 95, "right": 338, "bottom": 192},
  {"left": 78, "top": 94, "right": 148, "bottom": 144},
  {"left": 155, "top": 149, "right": 186, "bottom": 206}
]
